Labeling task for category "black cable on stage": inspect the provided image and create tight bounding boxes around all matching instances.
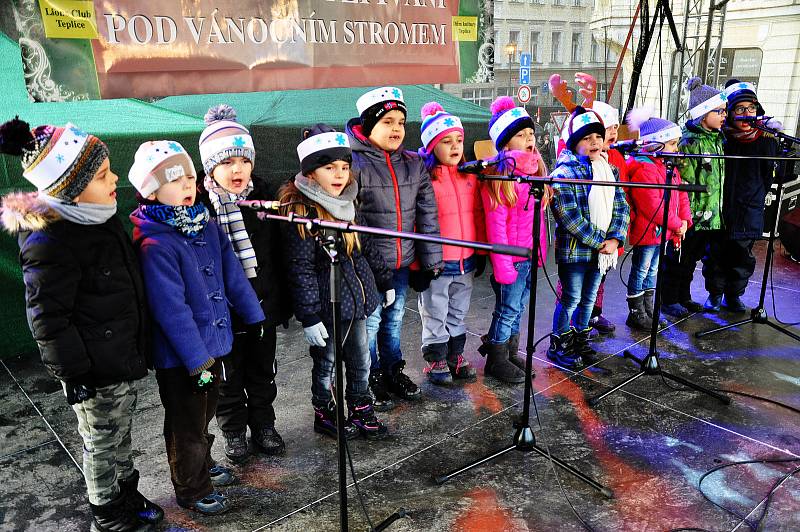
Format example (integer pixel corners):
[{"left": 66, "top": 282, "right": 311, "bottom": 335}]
[
  {"left": 524, "top": 330, "right": 597, "bottom": 532},
  {"left": 768, "top": 242, "right": 800, "bottom": 326},
  {"left": 697, "top": 457, "right": 800, "bottom": 531}
]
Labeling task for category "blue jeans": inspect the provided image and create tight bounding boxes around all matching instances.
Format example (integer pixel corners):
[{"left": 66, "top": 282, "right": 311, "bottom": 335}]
[
  {"left": 553, "top": 262, "right": 602, "bottom": 335},
  {"left": 310, "top": 319, "right": 370, "bottom": 407},
  {"left": 627, "top": 245, "right": 659, "bottom": 296},
  {"left": 366, "top": 267, "right": 409, "bottom": 371},
  {"left": 487, "top": 260, "right": 531, "bottom": 344}
]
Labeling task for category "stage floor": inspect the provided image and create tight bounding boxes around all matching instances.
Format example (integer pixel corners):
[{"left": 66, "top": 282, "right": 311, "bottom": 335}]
[{"left": 2, "top": 241, "right": 799, "bottom": 531}]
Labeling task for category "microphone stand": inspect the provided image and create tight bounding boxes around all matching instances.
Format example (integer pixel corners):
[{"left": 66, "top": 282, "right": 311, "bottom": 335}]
[
  {"left": 435, "top": 167, "right": 706, "bottom": 494},
  {"left": 695, "top": 126, "right": 800, "bottom": 342},
  {"left": 434, "top": 170, "right": 610, "bottom": 497},
  {"left": 254, "top": 210, "right": 532, "bottom": 532},
  {"left": 587, "top": 150, "right": 732, "bottom": 407}
]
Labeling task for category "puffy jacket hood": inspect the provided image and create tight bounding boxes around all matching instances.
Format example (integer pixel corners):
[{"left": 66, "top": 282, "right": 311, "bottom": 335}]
[{"left": 1, "top": 192, "right": 61, "bottom": 234}]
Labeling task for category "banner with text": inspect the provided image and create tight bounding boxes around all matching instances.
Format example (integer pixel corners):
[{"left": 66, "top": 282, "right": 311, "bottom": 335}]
[{"left": 10, "top": 0, "right": 483, "bottom": 101}]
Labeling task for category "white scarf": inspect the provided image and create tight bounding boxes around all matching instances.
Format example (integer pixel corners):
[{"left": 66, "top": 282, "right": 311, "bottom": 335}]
[
  {"left": 588, "top": 154, "right": 618, "bottom": 274},
  {"left": 38, "top": 193, "right": 117, "bottom": 225}
]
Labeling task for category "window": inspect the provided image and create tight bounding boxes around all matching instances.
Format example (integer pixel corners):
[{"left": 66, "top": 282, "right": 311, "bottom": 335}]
[
  {"left": 462, "top": 88, "right": 494, "bottom": 108},
  {"left": 531, "top": 86, "right": 539, "bottom": 104},
  {"left": 530, "top": 31, "right": 541, "bottom": 63},
  {"left": 590, "top": 37, "right": 600, "bottom": 63},
  {"left": 573, "top": 0, "right": 581, "bottom": 6},
  {"left": 509, "top": 31, "right": 520, "bottom": 46},
  {"left": 553, "top": 0, "right": 564, "bottom": 5},
  {"left": 596, "top": 82, "right": 608, "bottom": 102},
  {"left": 571, "top": 33, "right": 582, "bottom": 63},
  {"left": 551, "top": 32, "right": 562, "bottom": 63}
]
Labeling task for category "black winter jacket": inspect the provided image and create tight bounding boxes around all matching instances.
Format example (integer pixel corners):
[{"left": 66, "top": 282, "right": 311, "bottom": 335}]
[
  {"left": 279, "top": 203, "right": 393, "bottom": 329},
  {"left": 1, "top": 193, "right": 149, "bottom": 386},
  {"left": 345, "top": 118, "right": 443, "bottom": 272},
  {"left": 723, "top": 133, "right": 779, "bottom": 239},
  {"left": 199, "top": 175, "right": 292, "bottom": 329}
]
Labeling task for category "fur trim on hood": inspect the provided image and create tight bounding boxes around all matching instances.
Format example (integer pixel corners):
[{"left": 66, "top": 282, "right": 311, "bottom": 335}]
[{"left": 1, "top": 192, "right": 61, "bottom": 234}]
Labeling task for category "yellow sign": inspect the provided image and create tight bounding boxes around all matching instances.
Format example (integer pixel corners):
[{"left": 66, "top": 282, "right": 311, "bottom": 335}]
[
  {"left": 451, "top": 16, "right": 478, "bottom": 42},
  {"left": 39, "top": 0, "right": 99, "bottom": 39}
]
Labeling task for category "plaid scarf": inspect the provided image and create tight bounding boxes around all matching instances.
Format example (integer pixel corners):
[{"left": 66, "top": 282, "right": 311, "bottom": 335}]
[
  {"left": 140, "top": 202, "right": 209, "bottom": 238},
  {"left": 723, "top": 123, "right": 763, "bottom": 143},
  {"left": 204, "top": 176, "right": 258, "bottom": 278}
]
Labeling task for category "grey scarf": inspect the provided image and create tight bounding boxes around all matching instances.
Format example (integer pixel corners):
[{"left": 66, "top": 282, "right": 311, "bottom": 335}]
[
  {"left": 294, "top": 172, "right": 358, "bottom": 222},
  {"left": 203, "top": 175, "right": 258, "bottom": 278},
  {"left": 39, "top": 193, "right": 116, "bottom": 225}
]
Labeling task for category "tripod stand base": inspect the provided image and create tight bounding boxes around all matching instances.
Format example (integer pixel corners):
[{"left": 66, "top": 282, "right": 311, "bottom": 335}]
[
  {"left": 695, "top": 307, "right": 800, "bottom": 341},
  {"left": 434, "top": 434, "right": 614, "bottom": 499},
  {"left": 588, "top": 350, "right": 731, "bottom": 406}
]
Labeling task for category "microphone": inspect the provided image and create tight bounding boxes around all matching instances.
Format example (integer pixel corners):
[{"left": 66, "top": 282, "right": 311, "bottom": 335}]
[
  {"left": 733, "top": 115, "right": 772, "bottom": 123},
  {"left": 236, "top": 199, "right": 283, "bottom": 210},
  {"left": 609, "top": 139, "right": 644, "bottom": 152},
  {"left": 457, "top": 159, "right": 500, "bottom": 174}
]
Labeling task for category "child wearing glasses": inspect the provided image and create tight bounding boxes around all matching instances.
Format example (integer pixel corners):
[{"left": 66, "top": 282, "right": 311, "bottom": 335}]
[
  {"left": 662, "top": 77, "right": 728, "bottom": 318},
  {"left": 710, "top": 79, "right": 779, "bottom": 312}
]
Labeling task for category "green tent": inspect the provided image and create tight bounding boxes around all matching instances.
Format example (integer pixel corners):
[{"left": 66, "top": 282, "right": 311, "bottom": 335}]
[{"left": 153, "top": 84, "right": 491, "bottom": 182}]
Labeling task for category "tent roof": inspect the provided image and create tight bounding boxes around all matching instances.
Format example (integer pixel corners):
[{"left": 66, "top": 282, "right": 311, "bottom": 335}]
[
  {"left": 0, "top": 33, "right": 206, "bottom": 190},
  {"left": 155, "top": 84, "right": 490, "bottom": 130}
]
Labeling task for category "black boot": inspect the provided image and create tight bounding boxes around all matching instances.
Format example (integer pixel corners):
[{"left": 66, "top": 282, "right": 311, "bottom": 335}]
[
  {"left": 118, "top": 470, "right": 164, "bottom": 525},
  {"left": 382, "top": 360, "right": 422, "bottom": 400},
  {"left": 643, "top": 289, "right": 667, "bottom": 328},
  {"left": 446, "top": 334, "right": 477, "bottom": 382},
  {"left": 347, "top": 397, "right": 388, "bottom": 440},
  {"left": 90, "top": 491, "right": 155, "bottom": 532},
  {"left": 368, "top": 369, "right": 395, "bottom": 411},
  {"left": 546, "top": 329, "right": 582, "bottom": 371},
  {"left": 222, "top": 429, "right": 248, "bottom": 463},
  {"left": 572, "top": 327, "right": 599, "bottom": 365},
  {"left": 478, "top": 336, "right": 526, "bottom": 384},
  {"left": 626, "top": 294, "right": 653, "bottom": 331},
  {"left": 314, "top": 400, "right": 359, "bottom": 440},
  {"left": 422, "top": 342, "right": 452, "bottom": 385}
]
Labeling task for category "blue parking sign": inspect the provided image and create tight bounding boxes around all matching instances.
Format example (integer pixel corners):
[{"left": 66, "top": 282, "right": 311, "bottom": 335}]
[
  {"left": 519, "top": 52, "right": 531, "bottom": 67},
  {"left": 519, "top": 67, "right": 530, "bottom": 85}
]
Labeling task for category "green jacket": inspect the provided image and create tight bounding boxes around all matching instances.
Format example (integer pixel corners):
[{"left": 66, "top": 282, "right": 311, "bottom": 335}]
[{"left": 678, "top": 120, "right": 725, "bottom": 231}]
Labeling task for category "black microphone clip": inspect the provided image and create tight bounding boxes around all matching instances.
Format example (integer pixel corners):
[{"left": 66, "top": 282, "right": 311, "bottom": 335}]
[
  {"left": 458, "top": 159, "right": 500, "bottom": 174},
  {"left": 236, "top": 199, "right": 282, "bottom": 210},
  {"left": 609, "top": 139, "right": 644, "bottom": 152}
]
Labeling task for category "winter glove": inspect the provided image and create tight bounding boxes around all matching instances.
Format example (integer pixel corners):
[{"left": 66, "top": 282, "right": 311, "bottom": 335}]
[
  {"left": 408, "top": 270, "right": 435, "bottom": 292},
  {"left": 383, "top": 288, "right": 396, "bottom": 308},
  {"left": 62, "top": 378, "right": 96, "bottom": 405},
  {"left": 303, "top": 322, "right": 329, "bottom": 347},
  {"left": 474, "top": 255, "right": 487, "bottom": 278},
  {"left": 190, "top": 368, "right": 215, "bottom": 394}
]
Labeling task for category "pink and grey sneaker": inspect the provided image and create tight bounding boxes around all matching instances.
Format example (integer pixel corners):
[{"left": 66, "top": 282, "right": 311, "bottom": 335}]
[
  {"left": 424, "top": 359, "right": 453, "bottom": 385},
  {"left": 447, "top": 354, "right": 477, "bottom": 382},
  {"left": 347, "top": 398, "right": 388, "bottom": 440}
]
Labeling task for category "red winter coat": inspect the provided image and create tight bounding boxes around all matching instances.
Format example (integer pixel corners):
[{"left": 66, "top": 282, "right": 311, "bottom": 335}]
[
  {"left": 430, "top": 165, "right": 486, "bottom": 266},
  {"left": 626, "top": 155, "right": 692, "bottom": 246}
]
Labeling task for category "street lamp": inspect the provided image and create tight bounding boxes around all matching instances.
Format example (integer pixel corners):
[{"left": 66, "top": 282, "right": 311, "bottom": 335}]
[{"left": 505, "top": 42, "right": 517, "bottom": 99}]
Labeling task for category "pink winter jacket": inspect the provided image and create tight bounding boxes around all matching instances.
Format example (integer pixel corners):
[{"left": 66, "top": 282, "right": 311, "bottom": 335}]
[
  {"left": 481, "top": 150, "right": 549, "bottom": 285},
  {"left": 430, "top": 165, "right": 487, "bottom": 266}
]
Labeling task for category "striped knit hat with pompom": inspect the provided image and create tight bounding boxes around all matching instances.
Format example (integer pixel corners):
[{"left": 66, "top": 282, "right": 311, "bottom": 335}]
[
  {"left": 488, "top": 96, "right": 534, "bottom": 151},
  {"left": 686, "top": 76, "right": 726, "bottom": 119},
  {"left": 199, "top": 104, "right": 255, "bottom": 176},
  {"left": 0, "top": 116, "right": 108, "bottom": 201},
  {"left": 419, "top": 102, "right": 463, "bottom": 154}
]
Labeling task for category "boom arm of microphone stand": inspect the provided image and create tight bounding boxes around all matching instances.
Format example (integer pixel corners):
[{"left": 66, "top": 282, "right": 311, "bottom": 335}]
[
  {"left": 479, "top": 172, "right": 707, "bottom": 193},
  {"left": 260, "top": 212, "right": 532, "bottom": 259}
]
